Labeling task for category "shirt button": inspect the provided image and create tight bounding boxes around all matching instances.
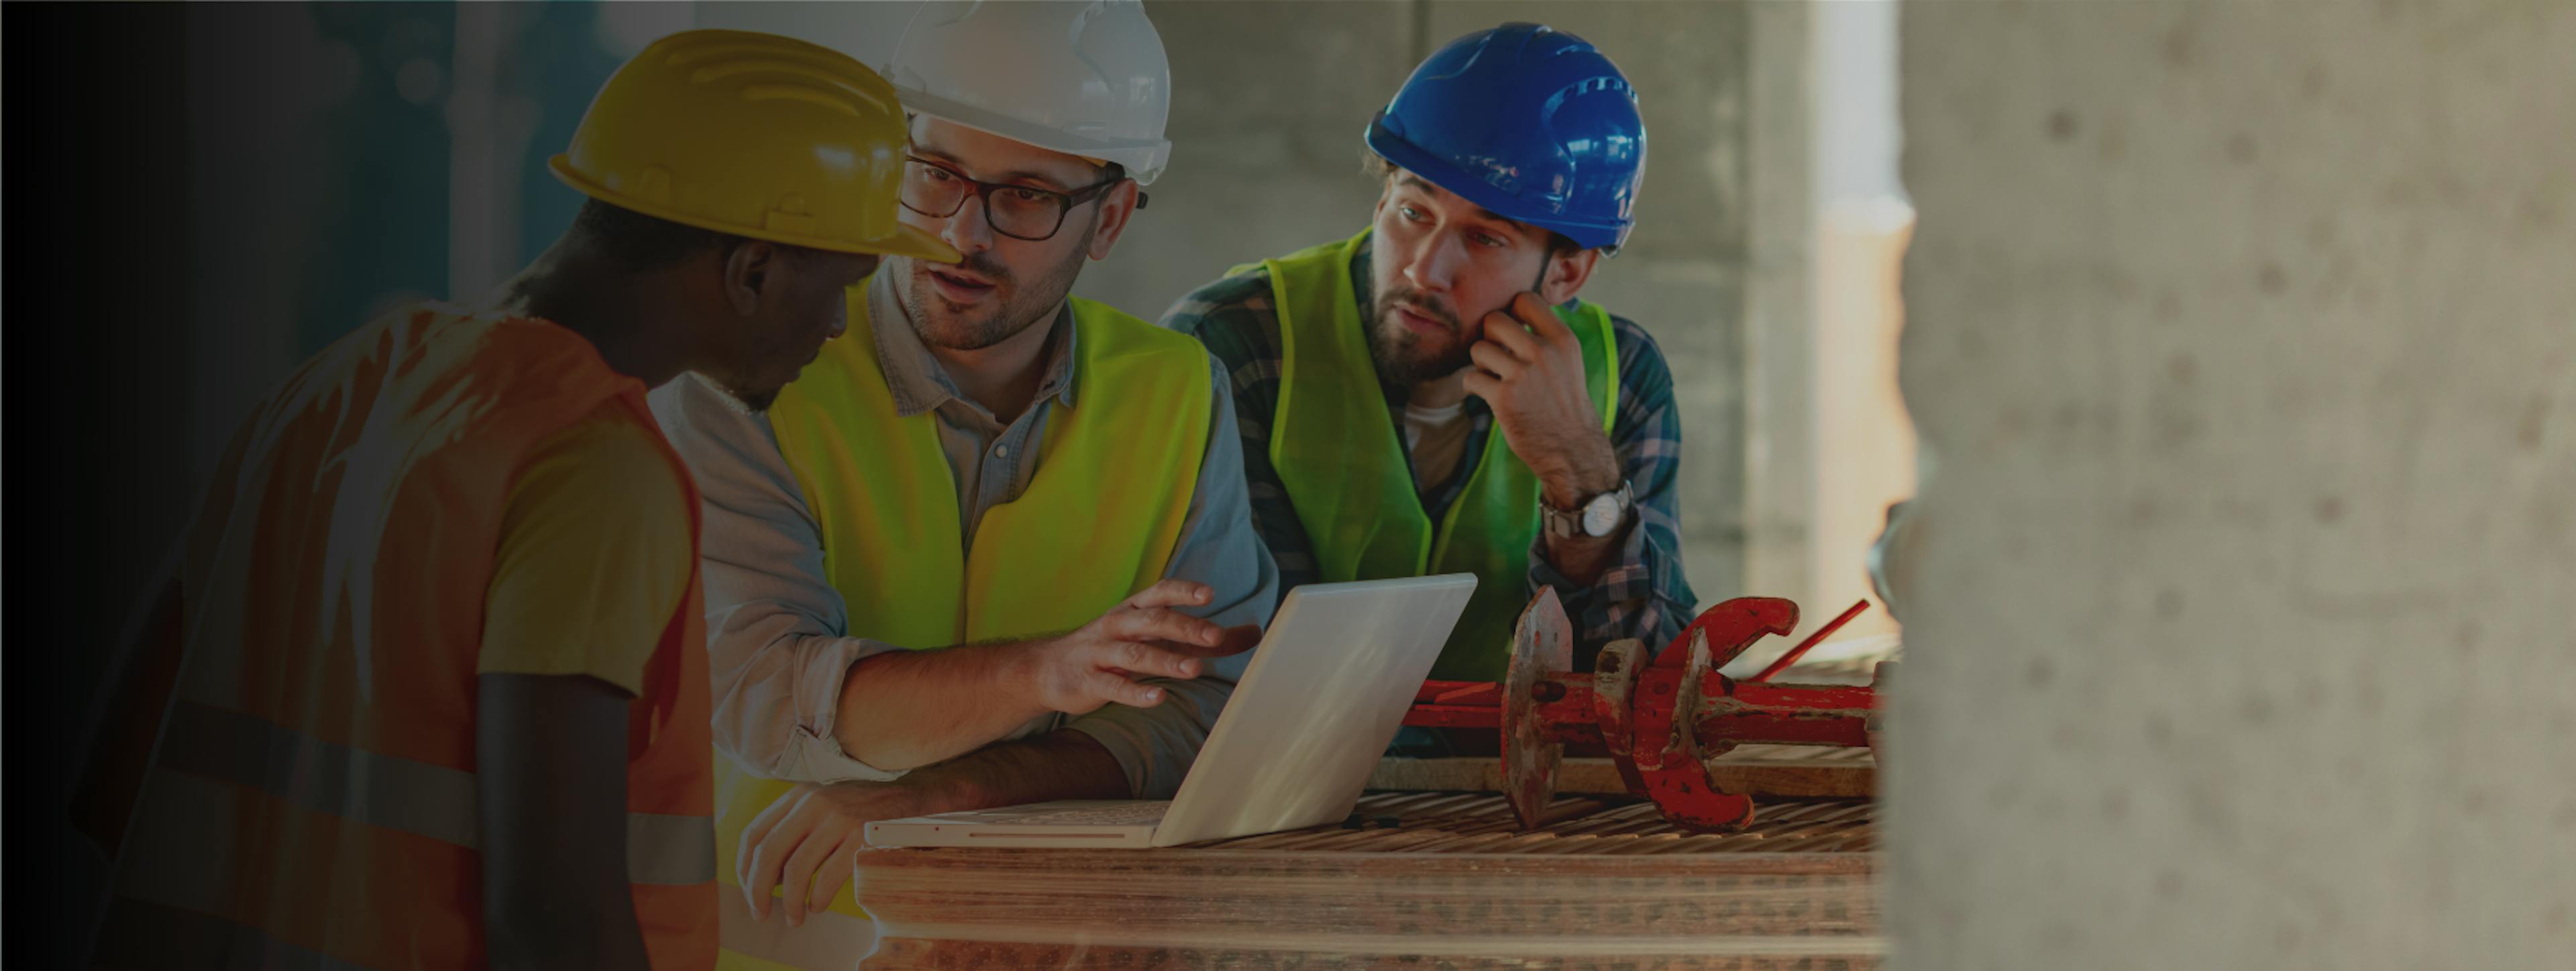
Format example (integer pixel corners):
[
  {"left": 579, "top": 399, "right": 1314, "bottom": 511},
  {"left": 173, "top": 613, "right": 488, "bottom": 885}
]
[{"left": 993, "top": 444, "right": 1009, "bottom": 458}]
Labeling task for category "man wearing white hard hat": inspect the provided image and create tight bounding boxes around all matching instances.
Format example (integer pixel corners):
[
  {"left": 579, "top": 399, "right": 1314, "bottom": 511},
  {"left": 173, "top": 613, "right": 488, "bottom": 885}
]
[{"left": 650, "top": 2, "right": 1277, "bottom": 960}]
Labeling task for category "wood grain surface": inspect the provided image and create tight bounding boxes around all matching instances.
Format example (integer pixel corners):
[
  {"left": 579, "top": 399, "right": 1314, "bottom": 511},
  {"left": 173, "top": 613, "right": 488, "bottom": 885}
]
[{"left": 852, "top": 791, "right": 1882, "bottom": 968}]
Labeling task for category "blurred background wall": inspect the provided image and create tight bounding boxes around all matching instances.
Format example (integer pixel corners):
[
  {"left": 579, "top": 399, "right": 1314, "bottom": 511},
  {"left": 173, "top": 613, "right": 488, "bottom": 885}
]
[{"left": 1889, "top": 1, "right": 2575, "bottom": 967}]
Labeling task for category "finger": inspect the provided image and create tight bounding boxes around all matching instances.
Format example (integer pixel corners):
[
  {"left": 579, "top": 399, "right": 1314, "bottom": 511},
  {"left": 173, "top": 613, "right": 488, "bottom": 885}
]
[
  {"left": 1104, "top": 606, "right": 1222, "bottom": 648},
  {"left": 1468, "top": 340, "right": 1523, "bottom": 379},
  {"left": 1144, "top": 627, "right": 1259, "bottom": 658},
  {"left": 1113, "top": 639, "right": 1207, "bottom": 680},
  {"left": 738, "top": 788, "right": 800, "bottom": 886},
  {"left": 1514, "top": 291, "right": 1572, "bottom": 344},
  {"left": 804, "top": 833, "right": 859, "bottom": 920},
  {"left": 1122, "top": 578, "right": 1214, "bottom": 611},
  {"left": 778, "top": 823, "right": 843, "bottom": 929},
  {"left": 1462, "top": 370, "right": 1502, "bottom": 403},
  {"left": 1091, "top": 670, "right": 1167, "bottom": 707},
  {"left": 737, "top": 788, "right": 803, "bottom": 915},
  {"left": 1481, "top": 307, "right": 1544, "bottom": 358},
  {"left": 743, "top": 805, "right": 812, "bottom": 922}
]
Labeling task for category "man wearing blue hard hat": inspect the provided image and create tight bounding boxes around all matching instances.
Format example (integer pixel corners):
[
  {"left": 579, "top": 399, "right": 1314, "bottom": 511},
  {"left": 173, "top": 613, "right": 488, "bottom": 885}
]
[{"left": 1166, "top": 23, "right": 1695, "bottom": 699}]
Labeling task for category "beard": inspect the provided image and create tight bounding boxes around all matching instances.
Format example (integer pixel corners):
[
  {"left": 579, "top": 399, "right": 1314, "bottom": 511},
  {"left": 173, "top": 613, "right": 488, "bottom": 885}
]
[
  {"left": 899, "top": 218, "right": 1094, "bottom": 353},
  {"left": 1365, "top": 284, "right": 1476, "bottom": 387}
]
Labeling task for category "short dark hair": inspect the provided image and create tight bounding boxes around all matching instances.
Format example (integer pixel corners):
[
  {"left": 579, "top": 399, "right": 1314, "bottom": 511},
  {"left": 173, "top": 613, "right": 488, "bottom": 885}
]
[
  {"left": 572, "top": 197, "right": 747, "bottom": 271},
  {"left": 1362, "top": 148, "right": 1582, "bottom": 256},
  {"left": 1359, "top": 146, "right": 1397, "bottom": 181}
]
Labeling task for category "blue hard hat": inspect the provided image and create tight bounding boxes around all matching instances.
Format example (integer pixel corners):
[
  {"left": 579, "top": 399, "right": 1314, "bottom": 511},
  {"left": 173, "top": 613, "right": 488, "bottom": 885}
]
[{"left": 1365, "top": 23, "right": 1646, "bottom": 252}]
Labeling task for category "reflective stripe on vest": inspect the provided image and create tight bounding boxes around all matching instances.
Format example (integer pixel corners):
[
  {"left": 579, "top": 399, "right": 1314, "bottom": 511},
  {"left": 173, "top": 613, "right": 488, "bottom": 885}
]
[
  {"left": 101, "top": 307, "right": 718, "bottom": 970},
  {"left": 1235, "top": 229, "right": 1618, "bottom": 681},
  {"left": 709, "top": 283, "right": 1211, "bottom": 969}
]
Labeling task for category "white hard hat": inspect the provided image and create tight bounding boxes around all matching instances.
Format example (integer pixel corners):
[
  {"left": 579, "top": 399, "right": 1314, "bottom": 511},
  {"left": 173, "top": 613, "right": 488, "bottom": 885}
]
[{"left": 881, "top": 0, "right": 1174, "bottom": 185}]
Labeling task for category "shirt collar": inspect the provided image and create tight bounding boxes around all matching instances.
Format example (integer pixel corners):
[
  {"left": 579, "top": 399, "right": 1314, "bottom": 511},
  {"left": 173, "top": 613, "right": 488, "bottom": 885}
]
[{"left": 867, "top": 272, "right": 1081, "bottom": 419}]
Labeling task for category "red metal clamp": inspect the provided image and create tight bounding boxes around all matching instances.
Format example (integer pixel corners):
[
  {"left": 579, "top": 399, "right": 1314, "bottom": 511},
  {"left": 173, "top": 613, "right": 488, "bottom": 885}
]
[{"left": 1405, "top": 591, "right": 1883, "bottom": 831}]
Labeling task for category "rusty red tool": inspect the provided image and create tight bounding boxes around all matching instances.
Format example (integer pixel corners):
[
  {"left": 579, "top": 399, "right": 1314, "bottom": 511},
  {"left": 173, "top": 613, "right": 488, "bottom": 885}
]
[
  {"left": 1749, "top": 599, "right": 1872, "bottom": 684},
  {"left": 1401, "top": 590, "right": 1885, "bottom": 831}
]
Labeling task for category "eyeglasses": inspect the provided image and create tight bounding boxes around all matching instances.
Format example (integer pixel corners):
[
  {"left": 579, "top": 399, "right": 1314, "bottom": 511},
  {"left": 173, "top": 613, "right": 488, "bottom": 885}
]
[{"left": 897, "top": 156, "right": 1141, "bottom": 242}]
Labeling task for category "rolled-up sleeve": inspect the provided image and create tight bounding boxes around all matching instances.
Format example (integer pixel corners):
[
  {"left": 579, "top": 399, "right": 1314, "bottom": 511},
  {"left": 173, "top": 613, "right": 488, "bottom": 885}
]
[
  {"left": 647, "top": 374, "right": 912, "bottom": 784},
  {"left": 1063, "top": 356, "right": 1281, "bottom": 798},
  {"left": 1527, "top": 317, "right": 1697, "bottom": 658}
]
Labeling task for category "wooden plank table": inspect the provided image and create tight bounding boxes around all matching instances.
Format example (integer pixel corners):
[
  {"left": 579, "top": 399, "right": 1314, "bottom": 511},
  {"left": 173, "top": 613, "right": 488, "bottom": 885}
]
[{"left": 852, "top": 771, "right": 1882, "bottom": 968}]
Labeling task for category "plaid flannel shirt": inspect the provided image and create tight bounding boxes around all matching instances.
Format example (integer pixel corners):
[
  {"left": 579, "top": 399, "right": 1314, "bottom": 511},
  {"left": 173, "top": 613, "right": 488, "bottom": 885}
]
[{"left": 1161, "top": 234, "right": 1697, "bottom": 663}]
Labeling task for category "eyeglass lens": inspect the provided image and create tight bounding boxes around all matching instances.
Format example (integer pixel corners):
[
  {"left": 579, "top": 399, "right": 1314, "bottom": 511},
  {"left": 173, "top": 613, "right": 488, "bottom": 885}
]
[{"left": 900, "top": 162, "right": 1068, "bottom": 240}]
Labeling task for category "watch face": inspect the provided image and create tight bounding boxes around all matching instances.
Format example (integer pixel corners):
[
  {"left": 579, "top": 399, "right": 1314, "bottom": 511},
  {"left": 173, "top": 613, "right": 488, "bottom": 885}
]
[{"left": 1580, "top": 492, "right": 1622, "bottom": 537}]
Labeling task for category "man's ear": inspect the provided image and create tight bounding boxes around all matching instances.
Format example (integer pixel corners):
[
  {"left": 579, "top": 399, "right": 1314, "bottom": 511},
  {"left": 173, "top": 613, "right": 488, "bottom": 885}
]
[
  {"left": 1083, "top": 181, "right": 1141, "bottom": 261},
  {"left": 720, "top": 240, "right": 778, "bottom": 317},
  {"left": 1540, "top": 246, "right": 1603, "bottom": 306}
]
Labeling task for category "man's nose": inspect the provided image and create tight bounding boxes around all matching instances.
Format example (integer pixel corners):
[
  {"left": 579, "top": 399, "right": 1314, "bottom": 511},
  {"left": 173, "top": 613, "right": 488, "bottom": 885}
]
[
  {"left": 1399, "top": 234, "right": 1460, "bottom": 294},
  {"left": 939, "top": 193, "right": 995, "bottom": 256}
]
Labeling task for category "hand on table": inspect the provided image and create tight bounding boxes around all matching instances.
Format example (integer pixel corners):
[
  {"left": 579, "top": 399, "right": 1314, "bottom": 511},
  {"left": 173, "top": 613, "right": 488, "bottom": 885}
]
[{"left": 737, "top": 780, "right": 934, "bottom": 927}]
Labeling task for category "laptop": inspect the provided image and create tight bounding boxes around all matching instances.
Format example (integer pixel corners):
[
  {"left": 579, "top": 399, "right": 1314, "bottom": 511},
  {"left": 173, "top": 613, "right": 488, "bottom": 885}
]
[{"left": 863, "top": 573, "right": 1478, "bottom": 850}]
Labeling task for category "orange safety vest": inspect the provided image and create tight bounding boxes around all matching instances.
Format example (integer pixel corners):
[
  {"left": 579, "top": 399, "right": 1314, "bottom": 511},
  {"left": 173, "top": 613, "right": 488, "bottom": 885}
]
[{"left": 93, "top": 306, "right": 718, "bottom": 969}]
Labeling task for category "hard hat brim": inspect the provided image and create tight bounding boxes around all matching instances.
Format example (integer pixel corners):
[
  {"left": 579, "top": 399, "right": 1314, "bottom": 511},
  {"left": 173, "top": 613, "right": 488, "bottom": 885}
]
[
  {"left": 1364, "top": 117, "right": 1631, "bottom": 252},
  {"left": 549, "top": 156, "right": 963, "bottom": 264},
  {"left": 894, "top": 87, "right": 1172, "bottom": 187}
]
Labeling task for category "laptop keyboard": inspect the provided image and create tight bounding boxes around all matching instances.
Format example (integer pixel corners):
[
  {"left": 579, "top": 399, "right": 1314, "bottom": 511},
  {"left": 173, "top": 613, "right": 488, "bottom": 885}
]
[{"left": 1005, "top": 802, "right": 1171, "bottom": 825}]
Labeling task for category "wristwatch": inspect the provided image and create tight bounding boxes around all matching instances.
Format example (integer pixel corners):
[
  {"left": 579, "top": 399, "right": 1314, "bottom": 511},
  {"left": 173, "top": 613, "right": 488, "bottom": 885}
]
[{"left": 1542, "top": 480, "right": 1633, "bottom": 539}]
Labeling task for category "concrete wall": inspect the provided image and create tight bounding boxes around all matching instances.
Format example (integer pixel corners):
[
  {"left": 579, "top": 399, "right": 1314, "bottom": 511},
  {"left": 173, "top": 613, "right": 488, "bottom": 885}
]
[{"left": 1890, "top": 1, "right": 2576, "bottom": 967}]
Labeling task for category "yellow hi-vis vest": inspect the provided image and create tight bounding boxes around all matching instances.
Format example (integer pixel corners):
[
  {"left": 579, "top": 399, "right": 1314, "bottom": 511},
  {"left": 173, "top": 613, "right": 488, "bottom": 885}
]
[
  {"left": 1234, "top": 229, "right": 1619, "bottom": 682},
  {"left": 708, "top": 282, "right": 1211, "bottom": 970}
]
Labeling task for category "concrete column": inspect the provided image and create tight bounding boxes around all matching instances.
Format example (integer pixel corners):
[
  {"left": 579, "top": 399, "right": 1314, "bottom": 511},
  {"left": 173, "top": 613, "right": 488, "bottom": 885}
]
[
  {"left": 1743, "top": 1, "right": 1821, "bottom": 624},
  {"left": 1890, "top": 2, "right": 2576, "bottom": 967}
]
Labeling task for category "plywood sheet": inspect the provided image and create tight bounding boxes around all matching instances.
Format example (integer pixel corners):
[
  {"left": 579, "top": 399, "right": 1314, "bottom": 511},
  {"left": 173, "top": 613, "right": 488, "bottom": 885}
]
[{"left": 853, "top": 793, "right": 1882, "bottom": 968}]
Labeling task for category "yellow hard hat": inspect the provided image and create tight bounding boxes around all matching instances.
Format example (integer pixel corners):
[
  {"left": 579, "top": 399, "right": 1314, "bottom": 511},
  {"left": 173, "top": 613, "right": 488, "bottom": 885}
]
[{"left": 550, "top": 29, "right": 959, "bottom": 262}]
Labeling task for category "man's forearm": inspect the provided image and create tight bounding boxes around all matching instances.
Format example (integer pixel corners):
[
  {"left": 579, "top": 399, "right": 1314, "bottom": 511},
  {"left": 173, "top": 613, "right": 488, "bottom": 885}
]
[
  {"left": 832, "top": 640, "right": 1049, "bottom": 771},
  {"left": 478, "top": 674, "right": 650, "bottom": 971},
  {"left": 1530, "top": 423, "right": 1625, "bottom": 586},
  {"left": 905, "top": 729, "right": 1132, "bottom": 809}
]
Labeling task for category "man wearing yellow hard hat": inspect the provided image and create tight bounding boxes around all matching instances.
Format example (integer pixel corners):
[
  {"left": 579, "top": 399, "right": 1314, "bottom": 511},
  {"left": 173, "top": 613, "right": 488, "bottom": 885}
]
[
  {"left": 649, "top": 2, "right": 1276, "bottom": 962},
  {"left": 77, "top": 31, "right": 938, "bottom": 969}
]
